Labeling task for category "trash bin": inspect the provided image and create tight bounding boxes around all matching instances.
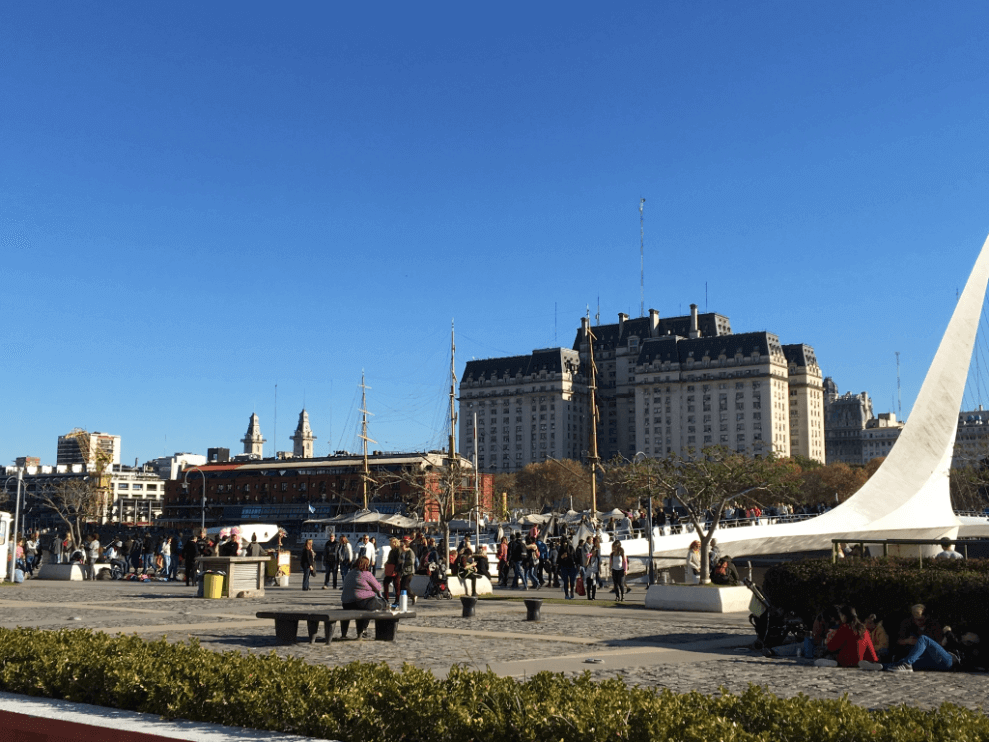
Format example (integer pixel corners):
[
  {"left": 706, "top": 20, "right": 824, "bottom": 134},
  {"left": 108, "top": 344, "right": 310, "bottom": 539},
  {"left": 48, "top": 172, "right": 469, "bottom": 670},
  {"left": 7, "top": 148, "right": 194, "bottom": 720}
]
[
  {"left": 203, "top": 572, "right": 224, "bottom": 599},
  {"left": 265, "top": 554, "right": 279, "bottom": 579}
]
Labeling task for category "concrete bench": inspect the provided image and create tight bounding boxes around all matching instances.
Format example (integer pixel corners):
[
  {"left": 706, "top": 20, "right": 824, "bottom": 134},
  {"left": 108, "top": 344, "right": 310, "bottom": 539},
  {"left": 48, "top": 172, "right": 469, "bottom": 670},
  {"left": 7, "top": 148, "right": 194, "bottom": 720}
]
[{"left": 256, "top": 610, "right": 416, "bottom": 645}]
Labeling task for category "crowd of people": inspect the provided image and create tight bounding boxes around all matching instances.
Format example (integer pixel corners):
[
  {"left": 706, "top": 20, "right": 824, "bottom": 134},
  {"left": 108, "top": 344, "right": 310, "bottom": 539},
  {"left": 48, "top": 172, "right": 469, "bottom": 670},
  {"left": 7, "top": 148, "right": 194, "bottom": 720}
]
[
  {"left": 765, "top": 601, "right": 984, "bottom": 673},
  {"left": 9, "top": 527, "right": 270, "bottom": 583}
]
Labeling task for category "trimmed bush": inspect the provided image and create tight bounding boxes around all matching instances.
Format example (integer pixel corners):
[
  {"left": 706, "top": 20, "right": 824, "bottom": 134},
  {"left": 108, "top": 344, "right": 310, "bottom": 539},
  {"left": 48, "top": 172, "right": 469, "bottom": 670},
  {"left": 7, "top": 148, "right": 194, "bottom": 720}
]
[
  {"left": 762, "top": 558, "right": 989, "bottom": 631},
  {"left": 0, "top": 627, "right": 988, "bottom": 741}
]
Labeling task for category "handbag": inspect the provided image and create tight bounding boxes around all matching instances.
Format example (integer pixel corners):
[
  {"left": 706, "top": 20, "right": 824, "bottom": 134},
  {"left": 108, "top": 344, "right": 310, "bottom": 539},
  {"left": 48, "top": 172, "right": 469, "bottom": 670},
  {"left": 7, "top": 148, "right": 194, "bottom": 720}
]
[{"left": 575, "top": 575, "right": 585, "bottom": 596}]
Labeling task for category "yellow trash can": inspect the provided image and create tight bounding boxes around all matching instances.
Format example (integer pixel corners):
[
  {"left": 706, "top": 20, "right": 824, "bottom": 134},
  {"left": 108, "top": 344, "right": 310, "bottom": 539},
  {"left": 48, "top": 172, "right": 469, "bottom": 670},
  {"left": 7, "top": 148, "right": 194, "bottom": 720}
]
[{"left": 203, "top": 572, "right": 224, "bottom": 599}]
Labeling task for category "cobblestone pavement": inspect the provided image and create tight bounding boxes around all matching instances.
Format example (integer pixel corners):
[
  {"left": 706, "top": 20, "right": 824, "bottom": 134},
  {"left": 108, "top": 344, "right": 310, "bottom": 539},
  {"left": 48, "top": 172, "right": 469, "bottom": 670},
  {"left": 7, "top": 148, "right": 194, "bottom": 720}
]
[{"left": 1, "top": 579, "right": 987, "bottom": 712}]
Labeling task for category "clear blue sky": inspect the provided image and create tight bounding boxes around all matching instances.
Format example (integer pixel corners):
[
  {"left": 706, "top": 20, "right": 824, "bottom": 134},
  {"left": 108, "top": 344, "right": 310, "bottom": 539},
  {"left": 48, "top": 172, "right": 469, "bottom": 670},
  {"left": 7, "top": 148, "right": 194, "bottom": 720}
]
[{"left": 3, "top": 2, "right": 989, "bottom": 467}]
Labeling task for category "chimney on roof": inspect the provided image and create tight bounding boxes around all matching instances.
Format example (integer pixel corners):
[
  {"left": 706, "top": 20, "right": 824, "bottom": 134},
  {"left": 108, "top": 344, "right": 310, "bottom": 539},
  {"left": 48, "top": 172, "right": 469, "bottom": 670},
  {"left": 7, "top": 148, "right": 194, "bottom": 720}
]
[
  {"left": 649, "top": 308, "right": 660, "bottom": 337},
  {"left": 689, "top": 304, "right": 700, "bottom": 339},
  {"left": 618, "top": 312, "right": 628, "bottom": 334},
  {"left": 581, "top": 316, "right": 589, "bottom": 340}
]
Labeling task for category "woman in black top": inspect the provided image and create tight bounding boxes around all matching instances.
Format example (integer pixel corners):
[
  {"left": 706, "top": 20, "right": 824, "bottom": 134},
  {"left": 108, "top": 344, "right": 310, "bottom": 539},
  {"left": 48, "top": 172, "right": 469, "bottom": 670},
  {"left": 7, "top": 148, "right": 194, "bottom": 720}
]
[
  {"left": 557, "top": 540, "right": 579, "bottom": 599},
  {"left": 300, "top": 538, "right": 316, "bottom": 591}
]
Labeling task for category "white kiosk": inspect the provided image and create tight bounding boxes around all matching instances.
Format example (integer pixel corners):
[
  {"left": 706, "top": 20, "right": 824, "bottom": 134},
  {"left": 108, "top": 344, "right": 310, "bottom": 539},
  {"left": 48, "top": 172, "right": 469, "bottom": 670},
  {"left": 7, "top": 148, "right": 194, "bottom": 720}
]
[{"left": 0, "top": 511, "right": 11, "bottom": 581}]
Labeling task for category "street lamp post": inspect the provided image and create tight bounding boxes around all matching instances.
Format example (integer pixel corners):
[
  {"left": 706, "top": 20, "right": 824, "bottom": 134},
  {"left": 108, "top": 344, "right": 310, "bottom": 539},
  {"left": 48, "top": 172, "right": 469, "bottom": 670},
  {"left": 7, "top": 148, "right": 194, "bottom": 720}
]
[
  {"left": 184, "top": 467, "right": 207, "bottom": 532},
  {"left": 633, "top": 452, "right": 655, "bottom": 586},
  {"left": 5, "top": 472, "right": 23, "bottom": 583}
]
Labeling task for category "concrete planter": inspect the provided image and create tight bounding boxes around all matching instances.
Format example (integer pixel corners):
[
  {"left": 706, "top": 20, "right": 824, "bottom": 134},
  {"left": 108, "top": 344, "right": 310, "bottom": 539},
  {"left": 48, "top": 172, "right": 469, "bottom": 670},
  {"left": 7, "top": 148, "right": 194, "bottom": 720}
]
[
  {"left": 409, "top": 573, "right": 493, "bottom": 597},
  {"left": 36, "top": 564, "right": 86, "bottom": 581},
  {"left": 645, "top": 583, "right": 751, "bottom": 613}
]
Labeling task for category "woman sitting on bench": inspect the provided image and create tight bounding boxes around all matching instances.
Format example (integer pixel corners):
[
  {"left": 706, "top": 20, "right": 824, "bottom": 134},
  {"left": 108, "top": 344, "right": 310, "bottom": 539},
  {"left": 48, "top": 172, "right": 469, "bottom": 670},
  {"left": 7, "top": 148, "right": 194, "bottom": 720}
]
[{"left": 340, "top": 555, "right": 386, "bottom": 639}]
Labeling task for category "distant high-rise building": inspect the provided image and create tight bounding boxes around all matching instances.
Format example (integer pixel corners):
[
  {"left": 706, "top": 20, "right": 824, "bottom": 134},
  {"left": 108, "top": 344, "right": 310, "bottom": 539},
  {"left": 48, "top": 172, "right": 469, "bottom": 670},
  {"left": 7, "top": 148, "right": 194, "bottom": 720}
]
[
  {"left": 241, "top": 414, "right": 266, "bottom": 458},
  {"left": 15, "top": 457, "right": 40, "bottom": 468},
  {"left": 291, "top": 409, "right": 316, "bottom": 459},
  {"left": 56, "top": 429, "right": 121, "bottom": 468}
]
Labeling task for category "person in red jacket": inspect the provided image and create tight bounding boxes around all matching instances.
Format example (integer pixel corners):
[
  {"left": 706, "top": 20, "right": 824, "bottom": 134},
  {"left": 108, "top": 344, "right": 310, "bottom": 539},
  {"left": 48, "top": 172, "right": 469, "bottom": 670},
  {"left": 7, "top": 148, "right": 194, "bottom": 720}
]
[{"left": 817, "top": 605, "right": 879, "bottom": 668}]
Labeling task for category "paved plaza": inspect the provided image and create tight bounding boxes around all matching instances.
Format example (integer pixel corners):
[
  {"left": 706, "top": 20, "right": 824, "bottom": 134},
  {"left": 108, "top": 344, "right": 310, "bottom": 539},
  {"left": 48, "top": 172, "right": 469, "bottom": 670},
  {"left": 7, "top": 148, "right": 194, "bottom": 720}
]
[{"left": 0, "top": 578, "right": 986, "bottom": 713}]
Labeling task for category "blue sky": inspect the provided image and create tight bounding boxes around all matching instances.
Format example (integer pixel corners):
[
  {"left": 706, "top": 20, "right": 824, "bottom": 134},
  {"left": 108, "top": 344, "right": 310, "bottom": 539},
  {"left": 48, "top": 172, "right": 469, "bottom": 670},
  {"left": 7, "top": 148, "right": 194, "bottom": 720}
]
[{"left": 3, "top": 2, "right": 989, "bottom": 466}]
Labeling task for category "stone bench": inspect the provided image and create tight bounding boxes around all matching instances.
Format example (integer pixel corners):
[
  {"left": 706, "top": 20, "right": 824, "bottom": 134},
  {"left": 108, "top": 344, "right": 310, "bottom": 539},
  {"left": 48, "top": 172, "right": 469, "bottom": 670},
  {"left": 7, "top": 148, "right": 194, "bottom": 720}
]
[{"left": 256, "top": 610, "right": 415, "bottom": 645}]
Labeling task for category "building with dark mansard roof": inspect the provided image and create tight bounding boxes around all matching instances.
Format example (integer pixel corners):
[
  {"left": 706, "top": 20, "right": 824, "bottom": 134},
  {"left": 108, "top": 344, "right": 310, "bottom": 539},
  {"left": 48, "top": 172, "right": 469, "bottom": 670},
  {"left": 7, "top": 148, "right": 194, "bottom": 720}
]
[{"left": 459, "top": 305, "right": 825, "bottom": 474}]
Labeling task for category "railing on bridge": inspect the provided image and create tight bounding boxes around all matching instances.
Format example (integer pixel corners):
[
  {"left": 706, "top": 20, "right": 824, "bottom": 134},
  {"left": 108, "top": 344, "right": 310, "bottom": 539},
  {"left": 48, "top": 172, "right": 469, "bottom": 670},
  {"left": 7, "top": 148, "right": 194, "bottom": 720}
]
[{"left": 830, "top": 537, "right": 989, "bottom": 566}]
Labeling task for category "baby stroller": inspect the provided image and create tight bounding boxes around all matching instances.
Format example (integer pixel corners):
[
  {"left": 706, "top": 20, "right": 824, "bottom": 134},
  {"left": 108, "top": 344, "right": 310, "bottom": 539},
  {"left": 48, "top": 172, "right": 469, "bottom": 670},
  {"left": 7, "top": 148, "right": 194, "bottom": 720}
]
[
  {"left": 743, "top": 578, "right": 805, "bottom": 649},
  {"left": 423, "top": 564, "right": 453, "bottom": 600}
]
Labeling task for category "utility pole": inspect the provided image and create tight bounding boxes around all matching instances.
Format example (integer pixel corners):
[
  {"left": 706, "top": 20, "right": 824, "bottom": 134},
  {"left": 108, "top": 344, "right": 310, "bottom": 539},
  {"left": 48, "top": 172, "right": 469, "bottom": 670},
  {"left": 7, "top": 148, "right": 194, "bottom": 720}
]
[{"left": 640, "top": 198, "right": 646, "bottom": 317}]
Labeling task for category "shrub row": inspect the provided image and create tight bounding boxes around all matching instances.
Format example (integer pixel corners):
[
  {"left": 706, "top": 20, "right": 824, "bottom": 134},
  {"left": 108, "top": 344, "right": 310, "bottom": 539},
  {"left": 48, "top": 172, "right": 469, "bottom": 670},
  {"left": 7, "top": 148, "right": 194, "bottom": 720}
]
[
  {"left": 762, "top": 558, "right": 989, "bottom": 631},
  {"left": 1, "top": 627, "right": 988, "bottom": 741}
]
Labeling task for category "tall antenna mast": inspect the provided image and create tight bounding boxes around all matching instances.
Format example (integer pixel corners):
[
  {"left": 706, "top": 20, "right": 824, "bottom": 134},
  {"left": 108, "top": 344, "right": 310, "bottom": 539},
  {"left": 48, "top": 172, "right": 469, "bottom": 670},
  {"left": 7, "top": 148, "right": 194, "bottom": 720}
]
[
  {"left": 896, "top": 352, "right": 902, "bottom": 420},
  {"left": 639, "top": 198, "right": 646, "bottom": 317},
  {"left": 273, "top": 383, "right": 277, "bottom": 458},
  {"left": 359, "top": 372, "right": 376, "bottom": 510}
]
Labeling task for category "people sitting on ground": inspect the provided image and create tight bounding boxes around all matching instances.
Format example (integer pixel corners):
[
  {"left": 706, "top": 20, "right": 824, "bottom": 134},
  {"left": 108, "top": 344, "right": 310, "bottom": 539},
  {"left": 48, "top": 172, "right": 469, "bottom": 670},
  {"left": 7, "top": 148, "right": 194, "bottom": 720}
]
[
  {"left": 934, "top": 538, "right": 964, "bottom": 560},
  {"left": 941, "top": 627, "right": 985, "bottom": 672},
  {"left": 881, "top": 632, "right": 960, "bottom": 673},
  {"left": 804, "top": 606, "right": 841, "bottom": 660},
  {"left": 816, "top": 605, "right": 879, "bottom": 668},
  {"left": 865, "top": 614, "right": 890, "bottom": 662},
  {"left": 710, "top": 555, "right": 740, "bottom": 586},
  {"left": 893, "top": 603, "right": 943, "bottom": 662},
  {"left": 104, "top": 541, "right": 129, "bottom": 575},
  {"left": 339, "top": 555, "right": 386, "bottom": 640}
]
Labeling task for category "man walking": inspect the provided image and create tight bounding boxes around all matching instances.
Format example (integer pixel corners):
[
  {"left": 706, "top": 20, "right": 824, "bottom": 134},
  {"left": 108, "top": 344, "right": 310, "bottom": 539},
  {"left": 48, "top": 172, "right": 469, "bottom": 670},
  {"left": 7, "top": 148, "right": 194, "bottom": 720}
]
[{"left": 322, "top": 533, "right": 339, "bottom": 589}]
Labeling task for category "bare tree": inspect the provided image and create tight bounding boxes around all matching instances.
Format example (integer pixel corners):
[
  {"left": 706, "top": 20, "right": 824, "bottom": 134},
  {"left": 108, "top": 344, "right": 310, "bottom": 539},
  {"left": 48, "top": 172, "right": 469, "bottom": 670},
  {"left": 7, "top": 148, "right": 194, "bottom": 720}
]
[
  {"left": 36, "top": 436, "right": 113, "bottom": 548},
  {"left": 513, "top": 459, "right": 591, "bottom": 512},
  {"left": 609, "top": 446, "right": 800, "bottom": 583},
  {"left": 377, "top": 453, "right": 474, "bottom": 576}
]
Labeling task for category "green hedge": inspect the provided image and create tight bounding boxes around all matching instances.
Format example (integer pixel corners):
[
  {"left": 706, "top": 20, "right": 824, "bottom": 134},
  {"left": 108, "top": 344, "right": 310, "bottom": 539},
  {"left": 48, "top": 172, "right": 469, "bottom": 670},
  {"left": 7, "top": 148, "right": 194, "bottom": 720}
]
[
  {"left": 762, "top": 558, "right": 989, "bottom": 631},
  {"left": 1, "top": 627, "right": 988, "bottom": 741}
]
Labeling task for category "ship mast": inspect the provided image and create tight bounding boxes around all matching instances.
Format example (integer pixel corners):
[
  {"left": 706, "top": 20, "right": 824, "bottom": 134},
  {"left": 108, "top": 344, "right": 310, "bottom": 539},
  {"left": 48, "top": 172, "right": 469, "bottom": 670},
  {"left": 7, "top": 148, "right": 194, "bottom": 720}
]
[
  {"left": 448, "top": 320, "right": 458, "bottom": 518},
  {"left": 359, "top": 372, "right": 376, "bottom": 510}
]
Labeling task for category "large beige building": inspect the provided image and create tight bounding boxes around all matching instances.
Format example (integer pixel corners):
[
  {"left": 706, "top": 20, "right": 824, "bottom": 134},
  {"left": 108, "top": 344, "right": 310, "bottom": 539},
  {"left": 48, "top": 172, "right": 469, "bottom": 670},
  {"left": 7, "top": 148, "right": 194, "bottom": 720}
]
[
  {"left": 459, "top": 306, "right": 825, "bottom": 472},
  {"left": 459, "top": 348, "right": 587, "bottom": 473}
]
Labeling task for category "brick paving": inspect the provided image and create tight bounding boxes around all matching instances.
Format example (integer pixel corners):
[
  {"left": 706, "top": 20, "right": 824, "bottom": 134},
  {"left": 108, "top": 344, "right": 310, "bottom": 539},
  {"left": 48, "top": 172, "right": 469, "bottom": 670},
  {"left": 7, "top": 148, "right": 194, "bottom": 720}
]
[{"left": 0, "top": 578, "right": 986, "bottom": 712}]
